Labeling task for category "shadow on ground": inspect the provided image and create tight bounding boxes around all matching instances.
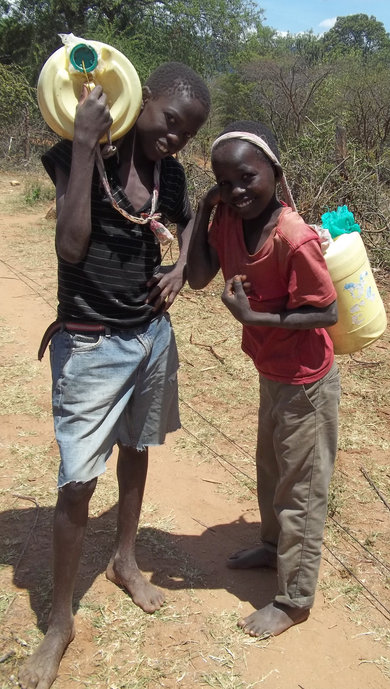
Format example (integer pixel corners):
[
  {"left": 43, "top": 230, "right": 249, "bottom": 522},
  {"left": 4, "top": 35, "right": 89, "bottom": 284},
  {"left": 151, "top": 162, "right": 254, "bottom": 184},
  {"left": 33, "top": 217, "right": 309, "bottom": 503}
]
[{"left": 0, "top": 504, "right": 277, "bottom": 632}]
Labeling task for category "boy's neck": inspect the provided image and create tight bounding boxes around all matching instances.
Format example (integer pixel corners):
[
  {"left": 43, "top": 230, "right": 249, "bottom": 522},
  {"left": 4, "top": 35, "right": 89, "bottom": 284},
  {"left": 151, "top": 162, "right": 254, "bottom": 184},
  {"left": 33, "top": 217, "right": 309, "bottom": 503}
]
[
  {"left": 119, "top": 131, "right": 154, "bottom": 174},
  {"left": 243, "top": 199, "right": 283, "bottom": 254},
  {"left": 132, "top": 134, "right": 155, "bottom": 176},
  {"left": 118, "top": 130, "right": 155, "bottom": 209}
]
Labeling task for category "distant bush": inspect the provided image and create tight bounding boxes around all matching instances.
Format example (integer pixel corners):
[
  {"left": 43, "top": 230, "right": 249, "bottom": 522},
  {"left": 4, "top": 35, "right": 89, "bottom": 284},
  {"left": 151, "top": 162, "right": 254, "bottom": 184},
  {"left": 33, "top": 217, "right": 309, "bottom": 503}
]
[
  {"left": 0, "top": 63, "right": 58, "bottom": 165},
  {"left": 24, "top": 179, "right": 55, "bottom": 205}
]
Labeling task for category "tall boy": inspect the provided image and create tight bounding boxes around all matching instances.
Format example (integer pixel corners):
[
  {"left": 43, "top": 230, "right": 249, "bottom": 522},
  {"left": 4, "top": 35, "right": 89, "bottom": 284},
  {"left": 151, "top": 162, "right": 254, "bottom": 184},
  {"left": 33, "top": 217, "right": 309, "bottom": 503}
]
[{"left": 19, "top": 62, "right": 210, "bottom": 689}]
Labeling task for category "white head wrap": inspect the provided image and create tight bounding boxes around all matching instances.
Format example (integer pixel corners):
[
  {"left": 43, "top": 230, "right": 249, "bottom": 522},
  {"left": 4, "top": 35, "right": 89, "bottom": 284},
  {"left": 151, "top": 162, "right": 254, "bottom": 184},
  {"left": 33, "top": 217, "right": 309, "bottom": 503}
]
[{"left": 211, "top": 130, "right": 297, "bottom": 212}]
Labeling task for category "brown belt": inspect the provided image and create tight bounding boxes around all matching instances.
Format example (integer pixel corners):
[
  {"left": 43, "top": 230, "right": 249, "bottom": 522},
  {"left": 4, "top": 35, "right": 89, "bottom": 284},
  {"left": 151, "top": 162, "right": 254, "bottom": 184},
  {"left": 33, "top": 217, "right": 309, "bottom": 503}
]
[{"left": 38, "top": 320, "right": 109, "bottom": 361}]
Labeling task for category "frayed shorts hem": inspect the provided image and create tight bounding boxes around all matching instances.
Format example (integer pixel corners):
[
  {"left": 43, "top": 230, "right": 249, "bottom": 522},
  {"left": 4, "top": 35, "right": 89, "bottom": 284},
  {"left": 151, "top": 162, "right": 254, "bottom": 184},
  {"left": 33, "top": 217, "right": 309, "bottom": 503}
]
[
  {"left": 58, "top": 467, "right": 107, "bottom": 490},
  {"left": 122, "top": 422, "right": 182, "bottom": 452},
  {"left": 57, "top": 423, "right": 182, "bottom": 488}
]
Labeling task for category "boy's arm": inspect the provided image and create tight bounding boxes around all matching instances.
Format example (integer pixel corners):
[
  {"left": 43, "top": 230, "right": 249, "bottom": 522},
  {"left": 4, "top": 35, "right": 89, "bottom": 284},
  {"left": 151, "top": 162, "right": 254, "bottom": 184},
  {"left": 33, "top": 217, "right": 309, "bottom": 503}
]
[
  {"left": 186, "top": 187, "right": 221, "bottom": 289},
  {"left": 222, "top": 276, "right": 338, "bottom": 328},
  {"left": 146, "top": 186, "right": 221, "bottom": 311},
  {"left": 146, "top": 217, "right": 194, "bottom": 311},
  {"left": 55, "top": 86, "right": 112, "bottom": 263}
]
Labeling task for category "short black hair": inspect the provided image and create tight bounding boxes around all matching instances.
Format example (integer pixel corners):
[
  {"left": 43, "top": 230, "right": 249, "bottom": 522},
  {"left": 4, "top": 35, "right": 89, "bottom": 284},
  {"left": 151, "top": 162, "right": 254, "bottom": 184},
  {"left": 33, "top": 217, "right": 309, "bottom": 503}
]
[
  {"left": 145, "top": 62, "right": 211, "bottom": 115},
  {"left": 219, "top": 120, "right": 280, "bottom": 162}
]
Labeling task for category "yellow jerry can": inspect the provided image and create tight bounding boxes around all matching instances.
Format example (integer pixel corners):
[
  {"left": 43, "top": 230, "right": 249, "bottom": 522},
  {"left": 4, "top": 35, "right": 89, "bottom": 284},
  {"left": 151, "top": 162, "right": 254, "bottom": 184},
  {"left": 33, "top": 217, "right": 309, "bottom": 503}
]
[
  {"left": 324, "top": 232, "right": 387, "bottom": 354},
  {"left": 37, "top": 37, "right": 142, "bottom": 142}
]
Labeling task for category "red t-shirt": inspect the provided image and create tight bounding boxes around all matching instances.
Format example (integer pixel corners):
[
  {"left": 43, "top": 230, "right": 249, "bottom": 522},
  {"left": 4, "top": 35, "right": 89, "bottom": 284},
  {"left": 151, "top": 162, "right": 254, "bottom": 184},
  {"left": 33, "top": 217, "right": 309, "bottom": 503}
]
[{"left": 209, "top": 205, "right": 337, "bottom": 384}]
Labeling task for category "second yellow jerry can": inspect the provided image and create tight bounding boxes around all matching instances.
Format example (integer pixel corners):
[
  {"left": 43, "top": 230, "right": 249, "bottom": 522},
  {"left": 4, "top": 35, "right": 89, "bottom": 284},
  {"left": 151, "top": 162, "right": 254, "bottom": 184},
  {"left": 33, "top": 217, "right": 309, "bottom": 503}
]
[{"left": 324, "top": 231, "right": 387, "bottom": 354}]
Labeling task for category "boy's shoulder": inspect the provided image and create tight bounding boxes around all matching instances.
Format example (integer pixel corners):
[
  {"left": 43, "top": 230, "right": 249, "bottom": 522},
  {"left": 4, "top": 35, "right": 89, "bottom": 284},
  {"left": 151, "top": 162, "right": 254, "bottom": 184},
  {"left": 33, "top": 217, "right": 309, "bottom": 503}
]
[
  {"left": 44, "top": 138, "right": 72, "bottom": 160},
  {"left": 42, "top": 139, "right": 73, "bottom": 184},
  {"left": 161, "top": 153, "right": 186, "bottom": 177},
  {"left": 276, "top": 207, "right": 320, "bottom": 251},
  {"left": 159, "top": 155, "right": 188, "bottom": 197}
]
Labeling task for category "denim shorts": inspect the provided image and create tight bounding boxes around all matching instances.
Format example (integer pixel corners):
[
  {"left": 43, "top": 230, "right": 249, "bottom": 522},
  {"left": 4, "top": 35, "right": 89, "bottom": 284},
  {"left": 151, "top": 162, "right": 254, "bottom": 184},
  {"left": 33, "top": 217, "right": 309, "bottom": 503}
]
[{"left": 49, "top": 313, "right": 180, "bottom": 487}]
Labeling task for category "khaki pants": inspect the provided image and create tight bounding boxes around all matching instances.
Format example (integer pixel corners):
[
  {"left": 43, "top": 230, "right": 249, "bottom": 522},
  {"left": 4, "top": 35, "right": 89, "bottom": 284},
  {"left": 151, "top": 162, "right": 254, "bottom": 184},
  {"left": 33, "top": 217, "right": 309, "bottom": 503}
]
[{"left": 257, "top": 363, "right": 340, "bottom": 609}]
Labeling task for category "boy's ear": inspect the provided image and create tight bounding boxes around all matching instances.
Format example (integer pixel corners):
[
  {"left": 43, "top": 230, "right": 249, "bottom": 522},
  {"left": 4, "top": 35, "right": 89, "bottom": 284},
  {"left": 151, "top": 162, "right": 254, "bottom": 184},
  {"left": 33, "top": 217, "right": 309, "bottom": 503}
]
[
  {"left": 274, "top": 166, "right": 282, "bottom": 182},
  {"left": 141, "top": 86, "right": 152, "bottom": 107}
]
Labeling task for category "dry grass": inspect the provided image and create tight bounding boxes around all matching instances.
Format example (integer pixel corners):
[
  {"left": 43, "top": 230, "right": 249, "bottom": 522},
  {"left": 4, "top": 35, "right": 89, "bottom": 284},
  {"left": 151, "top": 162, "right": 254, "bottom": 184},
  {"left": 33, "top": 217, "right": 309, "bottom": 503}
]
[{"left": 0, "top": 175, "right": 389, "bottom": 687}]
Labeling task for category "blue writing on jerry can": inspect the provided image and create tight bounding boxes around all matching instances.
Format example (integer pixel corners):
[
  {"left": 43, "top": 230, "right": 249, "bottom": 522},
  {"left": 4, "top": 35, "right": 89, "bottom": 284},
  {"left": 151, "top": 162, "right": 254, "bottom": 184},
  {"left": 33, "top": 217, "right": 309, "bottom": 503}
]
[{"left": 323, "top": 232, "right": 387, "bottom": 354}]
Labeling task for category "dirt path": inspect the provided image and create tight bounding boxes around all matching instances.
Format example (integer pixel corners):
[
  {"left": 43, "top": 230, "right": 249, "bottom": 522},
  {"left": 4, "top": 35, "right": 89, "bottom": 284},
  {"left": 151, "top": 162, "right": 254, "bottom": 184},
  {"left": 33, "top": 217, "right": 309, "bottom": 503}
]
[{"left": 0, "top": 172, "right": 389, "bottom": 688}]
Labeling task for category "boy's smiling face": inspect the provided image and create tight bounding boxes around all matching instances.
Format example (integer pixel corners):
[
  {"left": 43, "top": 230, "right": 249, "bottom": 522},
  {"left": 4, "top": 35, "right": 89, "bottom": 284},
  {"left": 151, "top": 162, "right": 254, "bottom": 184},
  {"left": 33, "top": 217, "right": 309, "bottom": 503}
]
[
  {"left": 135, "top": 89, "right": 208, "bottom": 162},
  {"left": 212, "top": 140, "right": 278, "bottom": 220}
]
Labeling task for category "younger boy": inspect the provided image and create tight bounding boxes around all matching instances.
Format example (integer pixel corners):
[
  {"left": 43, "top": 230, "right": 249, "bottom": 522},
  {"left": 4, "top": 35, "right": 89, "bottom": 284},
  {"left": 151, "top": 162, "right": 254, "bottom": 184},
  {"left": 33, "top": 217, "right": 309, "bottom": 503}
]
[
  {"left": 187, "top": 120, "right": 340, "bottom": 638},
  {"left": 19, "top": 62, "right": 210, "bottom": 689}
]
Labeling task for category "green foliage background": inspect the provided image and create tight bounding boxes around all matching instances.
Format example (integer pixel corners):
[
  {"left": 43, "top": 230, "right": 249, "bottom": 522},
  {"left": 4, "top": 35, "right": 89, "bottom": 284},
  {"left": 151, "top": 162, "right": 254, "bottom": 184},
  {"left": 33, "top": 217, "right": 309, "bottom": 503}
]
[{"left": 0, "top": 3, "right": 389, "bottom": 267}]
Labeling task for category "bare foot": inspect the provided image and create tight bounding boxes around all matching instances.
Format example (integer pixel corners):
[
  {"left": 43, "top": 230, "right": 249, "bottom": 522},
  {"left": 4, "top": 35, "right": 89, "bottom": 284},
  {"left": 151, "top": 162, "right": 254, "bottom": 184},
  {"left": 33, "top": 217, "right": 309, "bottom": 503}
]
[
  {"left": 106, "top": 558, "right": 165, "bottom": 613},
  {"left": 18, "top": 621, "right": 75, "bottom": 689},
  {"left": 227, "top": 546, "right": 277, "bottom": 569},
  {"left": 238, "top": 602, "right": 310, "bottom": 638}
]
